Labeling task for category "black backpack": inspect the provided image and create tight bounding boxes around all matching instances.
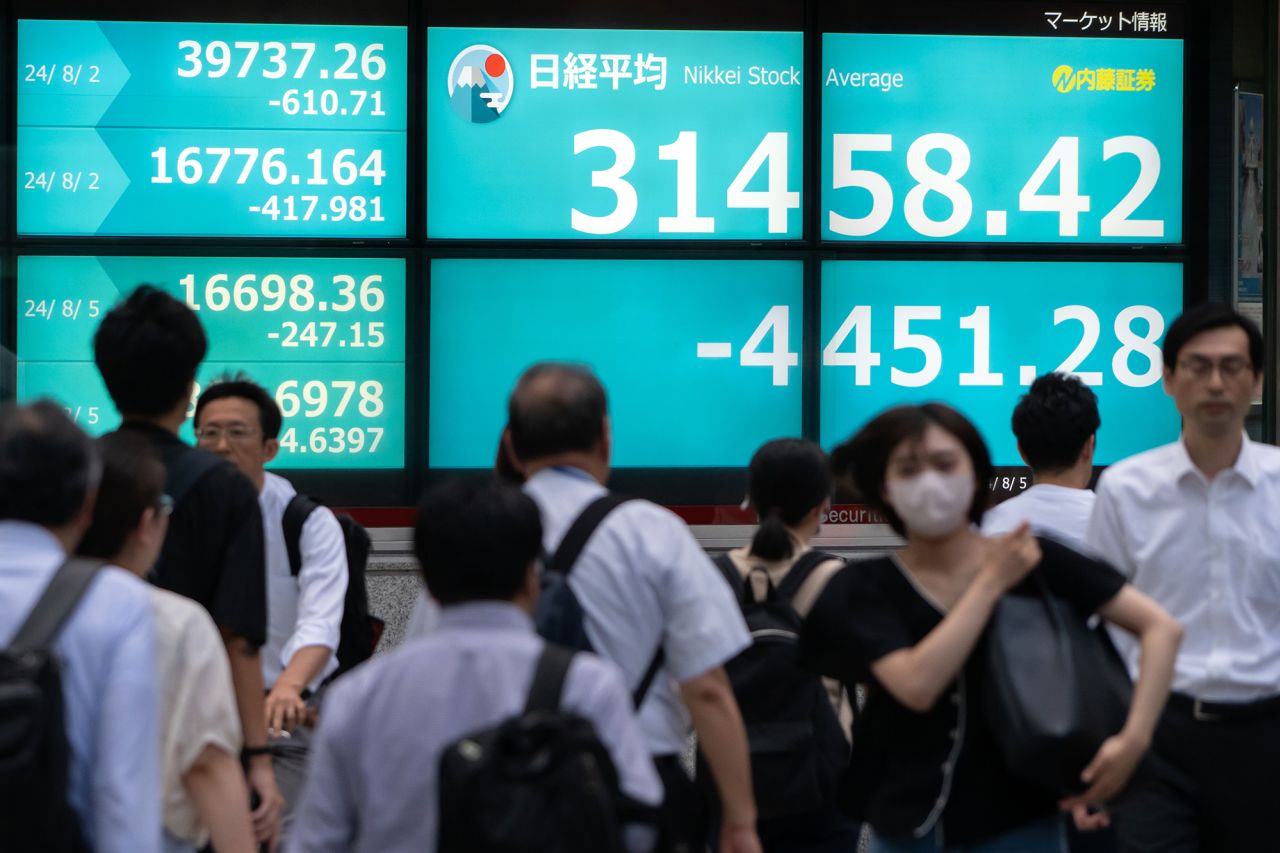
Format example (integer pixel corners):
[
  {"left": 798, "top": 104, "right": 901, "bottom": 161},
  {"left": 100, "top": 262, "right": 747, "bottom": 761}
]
[
  {"left": 437, "top": 645, "right": 629, "bottom": 853},
  {"left": 0, "top": 558, "right": 103, "bottom": 852},
  {"left": 709, "top": 551, "right": 851, "bottom": 820},
  {"left": 282, "top": 494, "right": 384, "bottom": 679},
  {"left": 534, "top": 494, "right": 664, "bottom": 709}
]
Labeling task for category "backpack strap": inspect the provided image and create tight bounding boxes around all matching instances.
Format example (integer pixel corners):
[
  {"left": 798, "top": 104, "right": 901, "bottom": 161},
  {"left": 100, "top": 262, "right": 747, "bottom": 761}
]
[
  {"left": 711, "top": 553, "right": 747, "bottom": 602},
  {"left": 283, "top": 494, "right": 321, "bottom": 577},
  {"left": 525, "top": 644, "right": 576, "bottom": 714},
  {"left": 547, "top": 494, "right": 633, "bottom": 579},
  {"left": 775, "top": 550, "right": 842, "bottom": 603},
  {"left": 166, "top": 448, "right": 223, "bottom": 506},
  {"left": 632, "top": 645, "right": 666, "bottom": 710},
  {"left": 10, "top": 558, "right": 104, "bottom": 650}
]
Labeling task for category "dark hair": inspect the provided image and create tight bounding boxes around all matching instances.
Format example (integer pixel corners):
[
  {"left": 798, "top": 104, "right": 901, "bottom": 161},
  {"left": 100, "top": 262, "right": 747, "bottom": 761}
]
[
  {"left": 414, "top": 477, "right": 543, "bottom": 606},
  {"left": 0, "top": 400, "right": 98, "bottom": 527},
  {"left": 1011, "top": 373, "right": 1101, "bottom": 472},
  {"left": 194, "top": 375, "right": 283, "bottom": 439},
  {"left": 94, "top": 285, "right": 207, "bottom": 417},
  {"left": 831, "top": 403, "right": 993, "bottom": 537},
  {"left": 494, "top": 426, "right": 525, "bottom": 485},
  {"left": 78, "top": 432, "right": 165, "bottom": 560},
  {"left": 1162, "top": 303, "right": 1264, "bottom": 372},
  {"left": 507, "top": 363, "right": 607, "bottom": 462},
  {"left": 746, "top": 439, "right": 832, "bottom": 561}
]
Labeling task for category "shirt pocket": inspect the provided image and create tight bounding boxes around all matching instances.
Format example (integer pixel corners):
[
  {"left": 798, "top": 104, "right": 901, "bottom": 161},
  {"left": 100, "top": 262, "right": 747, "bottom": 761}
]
[{"left": 1243, "top": 538, "right": 1280, "bottom": 607}]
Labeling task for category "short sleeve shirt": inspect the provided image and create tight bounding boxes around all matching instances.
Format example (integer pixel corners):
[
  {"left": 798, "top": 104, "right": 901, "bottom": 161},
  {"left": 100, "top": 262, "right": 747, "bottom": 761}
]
[
  {"left": 800, "top": 537, "right": 1125, "bottom": 846},
  {"left": 120, "top": 422, "right": 267, "bottom": 647}
]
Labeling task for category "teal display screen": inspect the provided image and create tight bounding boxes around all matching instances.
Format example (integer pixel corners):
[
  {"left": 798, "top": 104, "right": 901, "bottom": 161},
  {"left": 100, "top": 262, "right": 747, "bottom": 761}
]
[
  {"left": 17, "top": 256, "right": 406, "bottom": 469},
  {"left": 18, "top": 20, "right": 407, "bottom": 237},
  {"left": 429, "top": 259, "right": 803, "bottom": 467},
  {"left": 819, "top": 261, "right": 1183, "bottom": 465},
  {"left": 426, "top": 28, "right": 804, "bottom": 239},
  {"left": 822, "top": 33, "right": 1183, "bottom": 243}
]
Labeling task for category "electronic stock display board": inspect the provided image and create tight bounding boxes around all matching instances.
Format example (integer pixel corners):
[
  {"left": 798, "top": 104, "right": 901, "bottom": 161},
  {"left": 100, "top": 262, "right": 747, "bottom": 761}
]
[{"left": 3, "top": 2, "right": 1193, "bottom": 507}]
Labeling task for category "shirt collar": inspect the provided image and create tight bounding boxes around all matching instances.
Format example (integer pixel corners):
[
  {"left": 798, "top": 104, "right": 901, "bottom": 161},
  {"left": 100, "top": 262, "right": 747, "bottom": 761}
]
[
  {"left": 0, "top": 520, "right": 67, "bottom": 557},
  {"left": 436, "top": 601, "right": 534, "bottom": 634},
  {"left": 1173, "top": 431, "right": 1259, "bottom": 488}
]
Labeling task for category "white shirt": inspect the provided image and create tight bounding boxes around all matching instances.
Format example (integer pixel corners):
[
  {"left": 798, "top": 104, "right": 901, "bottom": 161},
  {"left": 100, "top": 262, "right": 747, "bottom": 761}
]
[
  {"left": 982, "top": 484, "right": 1097, "bottom": 552},
  {"left": 259, "top": 472, "right": 348, "bottom": 691},
  {"left": 0, "top": 522, "right": 160, "bottom": 853},
  {"left": 1088, "top": 435, "right": 1280, "bottom": 702},
  {"left": 151, "top": 588, "right": 242, "bottom": 847},
  {"left": 289, "top": 602, "right": 661, "bottom": 853},
  {"left": 524, "top": 467, "right": 751, "bottom": 756}
]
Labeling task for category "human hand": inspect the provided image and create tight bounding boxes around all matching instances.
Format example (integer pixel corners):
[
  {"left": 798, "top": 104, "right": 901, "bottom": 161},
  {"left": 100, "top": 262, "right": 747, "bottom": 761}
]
[
  {"left": 979, "top": 522, "right": 1041, "bottom": 593},
  {"left": 1059, "top": 732, "right": 1147, "bottom": 815},
  {"left": 265, "top": 681, "right": 308, "bottom": 736},
  {"left": 719, "top": 823, "right": 763, "bottom": 853},
  {"left": 248, "top": 757, "right": 283, "bottom": 851},
  {"left": 1069, "top": 802, "right": 1112, "bottom": 832}
]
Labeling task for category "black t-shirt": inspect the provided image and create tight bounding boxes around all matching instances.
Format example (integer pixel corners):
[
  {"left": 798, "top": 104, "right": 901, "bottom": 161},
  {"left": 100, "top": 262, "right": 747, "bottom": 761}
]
[
  {"left": 119, "top": 421, "right": 267, "bottom": 647},
  {"left": 799, "top": 537, "right": 1126, "bottom": 846}
]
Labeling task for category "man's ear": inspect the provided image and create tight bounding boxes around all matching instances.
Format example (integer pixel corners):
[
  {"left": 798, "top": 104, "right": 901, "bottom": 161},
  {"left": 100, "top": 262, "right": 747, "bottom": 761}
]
[
  {"left": 1016, "top": 442, "right": 1031, "bottom": 469},
  {"left": 599, "top": 415, "right": 613, "bottom": 465},
  {"left": 264, "top": 438, "right": 280, "bottom": 464},
  {"left": 1080, "top": 434, "right": 1097, "bottom": 466}
]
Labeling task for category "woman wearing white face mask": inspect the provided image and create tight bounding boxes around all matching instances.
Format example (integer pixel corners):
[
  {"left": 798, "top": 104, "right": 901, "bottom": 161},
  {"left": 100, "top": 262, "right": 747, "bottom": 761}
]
[{"left": 799, "top": 403, "right": 1181, "bottom": 853}]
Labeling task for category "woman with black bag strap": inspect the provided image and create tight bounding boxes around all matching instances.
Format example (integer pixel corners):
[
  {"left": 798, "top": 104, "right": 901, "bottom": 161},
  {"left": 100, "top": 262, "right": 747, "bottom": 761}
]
[{"left": 799, "top": 403, "right": 1182, "bottom": 853}]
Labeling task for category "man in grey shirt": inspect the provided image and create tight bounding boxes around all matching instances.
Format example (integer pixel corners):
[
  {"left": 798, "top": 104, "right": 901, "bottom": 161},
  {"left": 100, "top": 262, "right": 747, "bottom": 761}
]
[{"left": 290, "top": 478, "right": 661, "bottom": 853}]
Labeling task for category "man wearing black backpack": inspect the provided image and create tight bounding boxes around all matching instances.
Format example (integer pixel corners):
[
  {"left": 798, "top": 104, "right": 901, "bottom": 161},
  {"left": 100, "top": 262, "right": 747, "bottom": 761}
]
[
  {"left": 193, "top": 378, "right": 354, "bottom": 833},
  {"left": 95, "top": 287, "right": 282, "bottom": 849},
  {"left": 508, "top": 363, "right": 762, "bottom": 853},
  {"left": 291, "top": 477, "right": 661, "bottom": 852},
  {"left": 0, "top": 401, "right": 161, "bottom": 852}
]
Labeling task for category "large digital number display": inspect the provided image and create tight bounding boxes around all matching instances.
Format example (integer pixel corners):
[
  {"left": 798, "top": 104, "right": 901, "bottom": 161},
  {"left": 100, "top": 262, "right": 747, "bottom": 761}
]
[
  {"left": 819, "top": 261, "right": 1183, "bottom": 465},
  {"left": 18, "top": 20, "right": 408, "bottom": 237},
  {"left": 426, "top": 28, "right": 804, "bottom": 240},
  {"left": 17, "top": 256, "right": 406, "bottom": 469},
  {"left": 429, "top": 259, "right": 802, "bottom": 467},
  {"left": 822, "top": 33, "right": 1183, "bottom": 243}
]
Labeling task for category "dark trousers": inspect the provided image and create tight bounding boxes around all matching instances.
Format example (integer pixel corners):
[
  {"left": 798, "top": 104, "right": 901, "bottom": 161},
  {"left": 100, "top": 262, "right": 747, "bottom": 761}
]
[
  {"left": 757, "top": 804, "right": 862, "bottom": 852},
  {"left": 1113, "top": 699, "right": 1280, "bottom": 853},
  {"left": 654, "top": 755, "right": 710, "bottom": 853},
  {"left": 1068, "top": 822, "right": 1117, "bottom": 853}
]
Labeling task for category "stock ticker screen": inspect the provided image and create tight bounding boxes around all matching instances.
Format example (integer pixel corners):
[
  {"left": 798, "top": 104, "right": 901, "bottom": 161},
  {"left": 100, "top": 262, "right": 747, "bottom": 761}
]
[{"left": 3, "top": 3, "right": 1190, "bottom": 504}]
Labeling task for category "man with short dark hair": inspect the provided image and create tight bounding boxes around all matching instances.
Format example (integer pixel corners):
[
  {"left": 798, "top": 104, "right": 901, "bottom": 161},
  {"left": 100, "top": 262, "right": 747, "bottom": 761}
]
[
  {"left": 290, "top": 477, "right": 660, "bottom": 852},
  {"left": 0, "top": 401, "right": 160, "bottom": 852},
  {"left": 983, "top": 372, "right": 1101, "bottom": 551},
  {"left": 94, "top": 286, "right": 282, "bottom": 846},
  {"left": 194, "top": 377, "right": 348, "bottom": 833},
  {"left": 506, "top": 363, "right": 761, "bottom": 853},
  {"left": 1088, "top": 304, "right": 1279, "bottom": 852}
]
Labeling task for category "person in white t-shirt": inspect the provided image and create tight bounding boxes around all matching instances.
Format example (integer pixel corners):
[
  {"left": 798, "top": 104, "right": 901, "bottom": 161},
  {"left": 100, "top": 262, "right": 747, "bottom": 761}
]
[
  {"left": 78, "top": 431, "right": 252, "bottom": 853},
  {"left": 982, "top": 372, "right": 1100, "bottom": 552}
]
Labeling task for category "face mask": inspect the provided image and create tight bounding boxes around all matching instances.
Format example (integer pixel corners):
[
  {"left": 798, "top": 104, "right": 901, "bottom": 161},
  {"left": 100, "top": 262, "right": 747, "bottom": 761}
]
[{"left": 886, "top": 470, "right": 976, "bottom": 538}]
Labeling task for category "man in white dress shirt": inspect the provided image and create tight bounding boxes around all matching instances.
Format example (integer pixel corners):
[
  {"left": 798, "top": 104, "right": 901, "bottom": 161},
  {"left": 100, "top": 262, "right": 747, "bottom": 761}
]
[
  {"left": 194, "top": 378, "right": 348, "bottom": 832},
  {"left": 983, "top": 372, "right": 1100, "bottom": 552},
  {"left": 504, "top": 363, "right": 761, "bottom": 853},
  {"left": 1087, "top": 304, "right": 1279, "bottom": 853}
]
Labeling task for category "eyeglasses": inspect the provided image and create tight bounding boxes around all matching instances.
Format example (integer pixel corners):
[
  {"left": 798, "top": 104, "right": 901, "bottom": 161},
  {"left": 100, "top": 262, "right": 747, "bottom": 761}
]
[
  {"left": 1176, "top": 355, "right": 1254, "bottom": 380},
  {"left": 155, "top": 494, "right": 174, "bottom": 518},
  {"left": 194, "top": 425, "right": 260, "bottom": 443}
]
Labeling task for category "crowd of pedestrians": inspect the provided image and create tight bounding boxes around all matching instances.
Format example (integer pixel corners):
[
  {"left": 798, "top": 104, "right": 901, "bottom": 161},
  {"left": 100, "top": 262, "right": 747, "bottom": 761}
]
[{"left": 1, "top": 288, "right": 1276, "bottom": 853}]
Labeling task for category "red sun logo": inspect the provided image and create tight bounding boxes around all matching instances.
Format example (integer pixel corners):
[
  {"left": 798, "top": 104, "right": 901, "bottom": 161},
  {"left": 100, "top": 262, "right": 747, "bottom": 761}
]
[{"left": 484, "top": 53, "right": 507, "bottom": 78}]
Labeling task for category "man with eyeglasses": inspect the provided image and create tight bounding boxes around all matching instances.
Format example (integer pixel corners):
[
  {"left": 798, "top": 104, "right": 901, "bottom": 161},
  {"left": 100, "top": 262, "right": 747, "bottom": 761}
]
[
  {"left": 1088, "top": 304, "right": 1280, "bottom": 853},
  {"left": 194, "top": 377, "right": 348, "bottom": 839}
]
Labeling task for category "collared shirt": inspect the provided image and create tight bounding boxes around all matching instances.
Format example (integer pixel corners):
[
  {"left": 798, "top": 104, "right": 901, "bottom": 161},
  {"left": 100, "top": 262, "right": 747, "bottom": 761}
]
[
  {"left": 288, "top": 602, "right": 662, "bottom": 853},
  {"left": 258, "top": 472, "right": 347, "bottom": 691},
  {"left": 524, "top": 467, "right": 751, "bottom": 755},
  {"left": 0, "top": 521, "right": 160, "bottom": 853},
  {"left": 119, "top": 422, "right": 267, "bottom": 646},
  {"left": 151, "top": 588, "right": 241, "bottom": 847},
  {"left": 1088, "top": 434, "right": 1280, "bottom": 702},
  {"left": 982, "top": 484, "right": 1096, "bottom": 552}
]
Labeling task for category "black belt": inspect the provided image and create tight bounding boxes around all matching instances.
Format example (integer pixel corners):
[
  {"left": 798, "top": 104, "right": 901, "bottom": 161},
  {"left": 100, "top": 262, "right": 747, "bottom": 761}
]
[{"left": 1168, "top": 691, "right": 1280, "bottom": 722}]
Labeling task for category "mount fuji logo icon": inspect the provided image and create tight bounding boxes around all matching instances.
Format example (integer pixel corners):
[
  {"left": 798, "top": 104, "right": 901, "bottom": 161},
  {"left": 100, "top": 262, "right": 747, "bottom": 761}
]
[{"left": 447, "top": 45, "right": 514, "bottom": 123}]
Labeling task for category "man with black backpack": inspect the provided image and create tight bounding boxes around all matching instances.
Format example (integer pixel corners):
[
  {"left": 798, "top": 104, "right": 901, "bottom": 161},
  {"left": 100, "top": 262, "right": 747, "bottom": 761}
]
[
  {"left": 291, "top": 477, "right": 661, "bottom": 852},
  {"left": 95, "top": 287, "right": 282, "bottom": 848},
  {"left": 508, "top": 363, "right": 762, "bottom": 853},
  {"left": 193, "top": 377, "right": 370, "bottom": 833},
  {"left": 0, "top": 401, "right": 161, "bottom": 852}
]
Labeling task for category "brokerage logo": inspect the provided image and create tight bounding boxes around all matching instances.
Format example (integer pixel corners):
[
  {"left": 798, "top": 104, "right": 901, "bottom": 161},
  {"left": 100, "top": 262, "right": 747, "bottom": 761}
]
[
  {"left": 448, "top": 45, "right": 514, "bottom": 123},
  {"left": 1052, "top": 64, "right": 1156, "bottom": 93}
]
